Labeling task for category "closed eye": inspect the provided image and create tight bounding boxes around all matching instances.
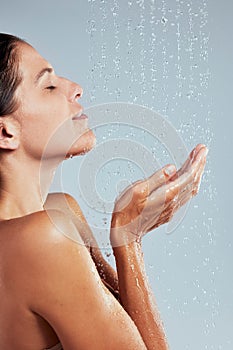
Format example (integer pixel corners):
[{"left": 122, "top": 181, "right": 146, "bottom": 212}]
[{"left": 46, "top": 86, "right": 56, "bottom": 91}]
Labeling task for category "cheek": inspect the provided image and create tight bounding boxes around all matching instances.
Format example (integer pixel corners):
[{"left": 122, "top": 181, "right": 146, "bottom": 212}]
[
  {"left": 21, "top": 96, "right": 67, "bottom": 133},
  {"left": 19, "top": 105, "right": 70, "bottom": 157},
  {"left": 21, "top": 90, "right": 68, "bottom": 120}
]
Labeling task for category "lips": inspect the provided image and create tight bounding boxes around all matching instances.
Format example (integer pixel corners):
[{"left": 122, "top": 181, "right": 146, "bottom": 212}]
[{"left": 72, "top": 112, "right": 88, "bottom": 120}]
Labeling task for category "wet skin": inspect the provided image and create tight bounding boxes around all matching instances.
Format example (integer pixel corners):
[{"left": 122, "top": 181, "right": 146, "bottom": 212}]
[{"left": 0, "top": 42, "right": 208, "bottom": 349}]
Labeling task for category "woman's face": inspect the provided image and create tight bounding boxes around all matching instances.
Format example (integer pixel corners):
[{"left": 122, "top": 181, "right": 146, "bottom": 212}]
[{"left": 13, "top": 43, "right": 96, "bottom": 160}]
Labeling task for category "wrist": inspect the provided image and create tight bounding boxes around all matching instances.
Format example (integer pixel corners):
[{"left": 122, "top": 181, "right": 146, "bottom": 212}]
[
  {"left": 110, "top": 225, "right": 142, "bottom": 249},
  {"left": 111, "top": 211, "right": 144, "bottom": 247},
  {"left": 111, "top": 210, "right": 126, "bottom": 229}
]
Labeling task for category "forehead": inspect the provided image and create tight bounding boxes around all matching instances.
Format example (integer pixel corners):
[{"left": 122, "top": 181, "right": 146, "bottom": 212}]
[{"left": 18, "top": 43, "right": 51, "bottom": 81}]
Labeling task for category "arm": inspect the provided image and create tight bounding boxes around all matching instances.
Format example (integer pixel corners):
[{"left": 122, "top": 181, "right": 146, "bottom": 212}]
[
  {"left": 109, "top": 144, "right": 208, "bottom": 349},
  {"left": 44, "top": 192, "right": 120, "bottom": 300},
  {"left": 112, "top": 240, "right": 169, "bottom": 349}
]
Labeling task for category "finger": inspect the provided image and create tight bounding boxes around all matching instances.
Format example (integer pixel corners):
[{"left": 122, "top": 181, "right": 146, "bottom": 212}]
[
  {"left": 162, "top": 150, "right": 207, "bottom": 224},
  {"left": 143, "top": 194, "right": 178, "bottom": 233},
  {"left": 155, "top": 206, "right": 175, "bottom": 227},
  {"left": 192, "top": 162, "right": 206, "bottom": 196},
  {"left": 190, "top": 147, "right": 208, "bottom": 183},
  {"left": 188, "top": 144, "right": 207, "bottom": 168},
  {"left": 177, "top": 190, "right": 194, "bottom": 208},
  {"left": 145, "top": 164, "right": 177, "bottom": 195},
  {"left": 174, "top": 169, "right": 203, "bottom": 209},
  {"left": 165, "top": 166, "right": 196, "bottom": 203},
  {"left": 141, "top": 184, "right": 176, "bottom": 231},
  {"left": 170, "top": 144, "right": 207, "bottom": 181},
  {"left": 144, "top": 146, "right": 207, "bottom": 215},
  {"left": 170, "top": 145, "right": 208, "bottom": 196},
  {"left": 148, "top": 213, "right": 173, "bottom": 232},
  {"left": 194, "top": 153, "right": 207, "bottom": 182},
  {"left": 169, "top": 145, "right": 197, "bottom": 181}
]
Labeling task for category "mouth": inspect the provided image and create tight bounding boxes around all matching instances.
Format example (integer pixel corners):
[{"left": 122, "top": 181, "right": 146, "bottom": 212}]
[{"left": 72, "top": 111, "right": 88, "bottom": 121}]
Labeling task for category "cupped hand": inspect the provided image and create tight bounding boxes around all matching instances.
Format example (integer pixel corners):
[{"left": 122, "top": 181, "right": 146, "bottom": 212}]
[{"left": 110, "top": 144, "right": 208, "bottom": 246}]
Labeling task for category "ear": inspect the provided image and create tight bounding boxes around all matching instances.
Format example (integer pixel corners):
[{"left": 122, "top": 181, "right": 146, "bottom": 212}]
[{"left": 0, "top": 118, "right": 20, "bottom": 150}]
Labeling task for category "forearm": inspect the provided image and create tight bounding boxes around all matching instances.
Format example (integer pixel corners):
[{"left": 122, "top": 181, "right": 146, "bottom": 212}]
[
  {"left": 90, "top": 246, "right": 120, "bottom": 301},
  {"left": 111, "top": 232, "right": 169, "bottom": 350}
]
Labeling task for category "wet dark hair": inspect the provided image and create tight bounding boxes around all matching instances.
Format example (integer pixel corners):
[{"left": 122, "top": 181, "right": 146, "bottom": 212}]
[{"left": 0, "top": 33, "right": 26, "bottom": 116}]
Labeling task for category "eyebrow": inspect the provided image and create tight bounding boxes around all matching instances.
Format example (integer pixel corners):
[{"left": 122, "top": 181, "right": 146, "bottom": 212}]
[{"left": 34, "top": 67, "right": 54, "bottom": 85}]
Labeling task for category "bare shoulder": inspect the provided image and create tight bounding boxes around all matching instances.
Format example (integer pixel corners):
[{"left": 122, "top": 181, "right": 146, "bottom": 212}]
[
  {"left": 45, "top": 192, "right": 87, "bottom": 222},
  {"left": 21, "top": 208, "right": 83, "bottom": 244},
  {"left": 9, "top": 209, "right": 85, "bottom": 283},
  {"left": 19, "top": 210, "right": 146, "bottom": 350},
  {"left": 46, "top": 191, "right": 77, "bottom": 204}
]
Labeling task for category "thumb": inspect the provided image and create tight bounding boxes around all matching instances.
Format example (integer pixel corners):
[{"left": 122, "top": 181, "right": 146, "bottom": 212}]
[
  {"left": 163, "top": 164, "right": 177, "bottom": 178},
  {"left": 147, "top": 164, "right": 177, "bottom": 194}
]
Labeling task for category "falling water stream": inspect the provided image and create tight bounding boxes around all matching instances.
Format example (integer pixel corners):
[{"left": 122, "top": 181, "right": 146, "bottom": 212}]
[
  {"left": 0, "top": 0, "right": 229, "bottom": 348},
  {"left": 84, "top": 1, "right": 218, "bottom": 349}
]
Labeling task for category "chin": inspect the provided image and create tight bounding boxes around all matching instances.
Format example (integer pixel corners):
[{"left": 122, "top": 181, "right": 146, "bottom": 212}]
[{"left": 66, "top": 129, "right": 96, "bottom": 158}]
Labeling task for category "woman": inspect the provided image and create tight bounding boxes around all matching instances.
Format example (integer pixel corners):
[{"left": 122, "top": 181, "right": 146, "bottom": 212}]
[{"left": 0, "top": 33, "right": 208, "bottom": 350}]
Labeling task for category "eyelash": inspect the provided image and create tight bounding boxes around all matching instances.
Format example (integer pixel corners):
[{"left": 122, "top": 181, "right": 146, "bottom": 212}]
[{"left": 46, "top": 86, "right": 56, "bottom": 91}]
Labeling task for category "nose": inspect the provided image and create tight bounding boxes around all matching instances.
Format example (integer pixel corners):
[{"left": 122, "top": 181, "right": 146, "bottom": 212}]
[
  {"left": 69, "top": 82, "right": 83, "bottom": 103},
  {"left": 60, "top": 77, "right": 83, "bottom": 103}
]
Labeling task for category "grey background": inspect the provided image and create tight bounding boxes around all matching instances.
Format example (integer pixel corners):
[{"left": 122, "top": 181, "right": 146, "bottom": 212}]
[{"left": 0, "top": 0, "right": 232, "bottom": 349}]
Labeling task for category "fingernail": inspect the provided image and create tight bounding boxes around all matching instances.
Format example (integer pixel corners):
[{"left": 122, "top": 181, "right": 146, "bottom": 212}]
[
  {"left": 197, "top": 147, "right": 208, "bottom": 160},
  {"left": 164, "top": 165, "right": 176, "bottom": 176},
  {"left": 199, "top": 147, "right": 208, "bottom": 158}
]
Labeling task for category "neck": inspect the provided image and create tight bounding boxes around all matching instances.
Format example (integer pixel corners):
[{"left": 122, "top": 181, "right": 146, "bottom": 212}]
[{"left": 0, "top": 153, "right": 59, "bottom": 220}]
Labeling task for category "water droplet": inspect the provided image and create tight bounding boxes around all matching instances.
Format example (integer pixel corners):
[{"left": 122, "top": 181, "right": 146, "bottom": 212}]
[
  {"left": 161, "top": 16, "right": 168, "bottom": 25},
  {"left": 105, "top": 251, "right": 111, "bottom": 258}
]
